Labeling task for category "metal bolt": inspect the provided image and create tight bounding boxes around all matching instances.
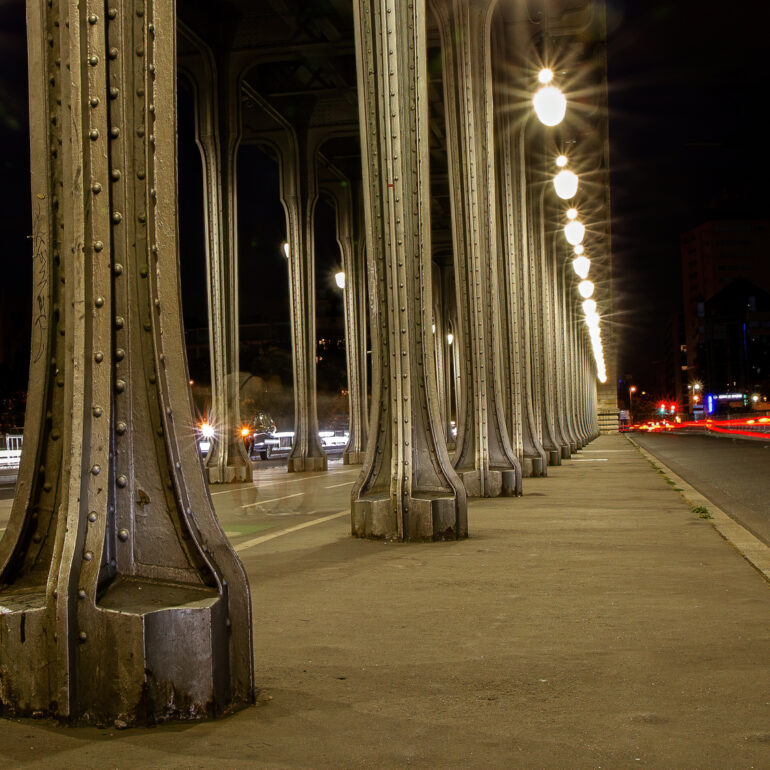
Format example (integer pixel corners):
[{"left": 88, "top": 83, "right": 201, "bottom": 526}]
[
  {"left": 116, "top": 475, "right": 128, "bottom": 488},
  {"left": 93, "top": 406, "right": 103, "bottom": 417},
  {"left": 116, "top": 421, "right": 127, "bottom": 435},
  {"left": 118, "top": 529, "right": 129, "bottom": 542},
  {"left": 83, "top": 551, "right": 93, "bottom": 562},
  {"left": 91, "top": 465, "right": 101, "bottom": 476}
]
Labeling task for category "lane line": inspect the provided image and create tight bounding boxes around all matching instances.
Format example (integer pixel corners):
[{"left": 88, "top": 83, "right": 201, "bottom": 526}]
[
  {"left": 210, "top": 485, "right": 255, "bottom": 496},
  {"left": 235, "top": 510, "right": 348, "bottom": 552},
  {"left": 325, "top": 481, "right": 354, "bottom": 489},
  {"left": 571, "top": 459, "right": 609, "bottom": 462},
  {"left": 241, "top": 492, "right": 304, "bottom": 509}
]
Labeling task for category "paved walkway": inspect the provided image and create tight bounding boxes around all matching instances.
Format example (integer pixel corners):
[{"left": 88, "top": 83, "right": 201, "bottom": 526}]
[{"left": 1, "top": 435, "right": 769, "bottom": 769}]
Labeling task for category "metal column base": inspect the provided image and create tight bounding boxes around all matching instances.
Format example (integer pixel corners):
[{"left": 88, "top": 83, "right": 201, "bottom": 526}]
[
  {"left": 548, "top": 450, "right": 562, "bottom": 466},
  {"left": 561, "top": 445, "right": 571, "bottom": 460},
  {"left": 288, "top": 455, "right": 328, "bottom": 473},
  {"left": 456, "top": 469, "right": 519, "bottom": 498},
  {"left": 207, "top": 464, "right": 253, "bottom": 484},
  {"left": 343, "top": 450, "right": 366, "bottom": 466},
  {"left": 352, "top": 495, "right": 466, "bottom": 542}
]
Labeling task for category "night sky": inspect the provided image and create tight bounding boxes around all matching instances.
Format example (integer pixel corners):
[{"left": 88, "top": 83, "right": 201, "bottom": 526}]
[{"left": 0, "top": 0, "right": 766, "bottom": 395}]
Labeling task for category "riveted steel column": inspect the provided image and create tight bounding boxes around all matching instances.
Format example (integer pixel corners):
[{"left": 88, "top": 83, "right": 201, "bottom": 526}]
[
  {"left": 545, "top": 234, "right": 571, "bottom": 459},
  {"left": 560, "top": 273, "right": 581, "bottom": 450},
  {"left": 192, "top": 46, "right": 252, "bottom": 484},
  {"left": 492, "top": 47, "right": 546, "bottom": 477},
  {"left": 0, "top": 0, "right": 253, "bottom": 723},
  {"left": 351, "top": 0, "right": 467, "bottom": 541},
  {"left": 432, "top": 0, "right": 521, "bottom": 498},
  {"left": 281, "top": 128, "right": 328, "bottom": 473},
  {"left": 529, "top": 173, "right": 562, "bottom": 466},
  {"left": 325, "top": 180, "right": 367, "bottom": 465},
  {"left": 431, "top": 262, "right": 448, "bottom": 438}
]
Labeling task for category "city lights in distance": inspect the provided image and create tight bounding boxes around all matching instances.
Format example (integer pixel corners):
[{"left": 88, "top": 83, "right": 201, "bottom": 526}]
[
  {"left": 564, "top": 219, "right": 585, "bottom": 245},
  {"left": 554, "top": 170, "right": 579, "bottom": 200},
  {"left": 335, "top": 271, "right": 345, "bottom": 289},
  {"left": 573, "top": 255, "right": 590, "bottom": 279},
  {"left": 578, "top": 280, "right": 595, "bottom": 299}
]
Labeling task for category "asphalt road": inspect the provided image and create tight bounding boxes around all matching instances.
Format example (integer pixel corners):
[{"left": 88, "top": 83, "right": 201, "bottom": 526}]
[{"left": 632, "top": 431, "right": 770, "bottom": 546}]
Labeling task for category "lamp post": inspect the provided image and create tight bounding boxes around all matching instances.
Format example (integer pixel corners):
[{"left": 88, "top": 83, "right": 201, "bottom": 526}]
[{"left": 629, "top": 385, "right": 637, "bottom": 419}]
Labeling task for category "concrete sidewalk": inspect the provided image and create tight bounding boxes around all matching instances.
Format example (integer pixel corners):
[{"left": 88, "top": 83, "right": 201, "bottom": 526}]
[{"left": 1, "top": 434, "right": 769, "bottom": 769}]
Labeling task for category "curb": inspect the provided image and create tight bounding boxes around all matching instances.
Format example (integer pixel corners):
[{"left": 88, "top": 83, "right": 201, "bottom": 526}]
[{"left": 626, "top": 435, "right": 770, "bottom": 584}]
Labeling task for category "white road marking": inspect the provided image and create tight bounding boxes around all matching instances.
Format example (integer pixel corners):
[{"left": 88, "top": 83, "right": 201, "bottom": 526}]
[
  {"left": 325, "top": 481, "right": 354, "bottom": 489},
  {"left": 235, "top": 510, "right": 348, "bottom": 552},
  {"left": 241, "top": 492, "right": 305, "bottom": 509},
  {"left": 571, "top": 458, "right": 609, "bottom": 462},
  {"left": 209, "top": 485, "right": 255, "bottom": 496}
]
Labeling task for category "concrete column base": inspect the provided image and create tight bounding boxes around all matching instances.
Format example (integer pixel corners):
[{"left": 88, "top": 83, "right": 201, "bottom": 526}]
[
  {"left": 287, "top": 455, "right": 328, "bottom": 473},
  {"left": 456, "top": 468, "right": 518, "bottom": 498},
  {"left": 561, "top": 445, "right": 571, "bottom": 460},
  {"left": 548, "top": 450, "right": 562, "bottom": 466},
  {"left": 207, "top": 463, "right": 253, "bottom": 484},
  {"left": 352, "top": 494, "right": 466, "bottom": 542},
  {"left": 343, "top": 450, "right": 366, "bottom": 466},
  {"left": 569, "top": 441, "right": 578, "bottom": 454}
]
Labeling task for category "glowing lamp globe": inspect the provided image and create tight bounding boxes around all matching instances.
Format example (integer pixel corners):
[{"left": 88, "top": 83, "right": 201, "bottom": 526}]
[
  {"left": 574, "top": 244, "right": 584, "bottom": 255},
  {"left": 564, "top": 220, "right": 585, "bottom": 245},
  {"left": 282, "top": 241, "right": 290, "bottom": 259},
  {"left": 572, "top": 255, "right": 590, "bottom": 279},
  {"left": 533, "top": 86, "right": 566, "bottom": 126},
  {"left": 200, "top": 422, "right": 215, "bottom": 439},
  {"left": 553, "top": 170, "right": 578, "bottom": 199},
  {"left": 582, "top": 299, "right": 597, "bottom": 316},
  {"left": 578, "top": 280, "right": 595, "bottom": 299},
  {"left": 556, "top": 154, "right": 568, "bottom": 168},
  {"left": 335, "top": 271, "right": 346, "bottom": 289}
]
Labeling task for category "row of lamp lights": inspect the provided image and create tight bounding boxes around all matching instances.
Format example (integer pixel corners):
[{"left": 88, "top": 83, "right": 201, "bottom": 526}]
[
  {"left": 278, "top": 66, "right": 606, "bottom": 384},
  {"left": 533, "top": 68, "right": 607, "bottom": 384}
]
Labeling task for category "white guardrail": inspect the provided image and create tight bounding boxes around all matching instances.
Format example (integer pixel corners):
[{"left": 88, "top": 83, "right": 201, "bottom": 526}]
[{"left": 0, "top": 434, "right": 23, "bottom": 470}]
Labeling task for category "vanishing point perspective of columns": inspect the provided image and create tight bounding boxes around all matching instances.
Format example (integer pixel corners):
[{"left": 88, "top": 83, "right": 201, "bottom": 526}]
[{"left": 1, "top": 0, "right": 615, "bottom": 724}]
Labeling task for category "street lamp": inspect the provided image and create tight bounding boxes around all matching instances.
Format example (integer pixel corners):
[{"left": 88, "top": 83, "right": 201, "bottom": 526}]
[
  {"left": 553, "top": 169, "right": 578, "bottom": 199},
  {"left": 335, "top": 271, "right": 345, "bottom": 290},
  {"left": 564, "top": 219, "right": 585, "bottom": 245},
  {"left": 282, "top": 241, "right": 290, "bottom": 259},
  {"left": 573, "top": 255, "right": 590, "bottom": 279},
  {"left": 578, "top": 280, "right": 594, "bottom": 299},
  {"left": 533, "top": 69, "right": 567, "bottom": 126}
]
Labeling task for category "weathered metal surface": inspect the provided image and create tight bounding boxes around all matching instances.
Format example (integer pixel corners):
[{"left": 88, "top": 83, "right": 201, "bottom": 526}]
[
  {"left": 351, "top": 0, "right": 467, "bottom": 540},
  {"left": 322, "top": 178, "right": 368, "bottom": 466},
  {"left": 281, "top": 125, "right": 329, "bottom": 473},
  {"left": 492, "top": 24, "right": 547, "bottom": 477},
  {"left": 432, "top": 0, "right": 521, "bottom": 497},
  {"left": 181, "top": 27, "right": 252, "bottom": 484},
  {"left": 0, "top": 0, "right": 253, "bottom": 724}
]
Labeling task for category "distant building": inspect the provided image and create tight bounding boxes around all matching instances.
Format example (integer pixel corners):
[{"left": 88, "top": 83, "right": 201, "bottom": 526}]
[
  {"left": 680, "top": 220, "right": 770, "bottom": 387},
  {"left": 699, "top": 277, "right": 770, "bottom": 399}
]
